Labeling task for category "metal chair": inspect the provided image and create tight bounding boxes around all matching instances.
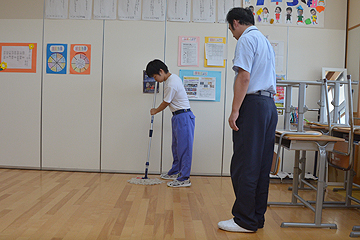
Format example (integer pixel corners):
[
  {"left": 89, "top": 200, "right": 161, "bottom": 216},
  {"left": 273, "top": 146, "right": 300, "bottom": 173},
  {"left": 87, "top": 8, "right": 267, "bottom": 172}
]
[{"left": 323, "top": 75, "right": 360, "bottom": 207}]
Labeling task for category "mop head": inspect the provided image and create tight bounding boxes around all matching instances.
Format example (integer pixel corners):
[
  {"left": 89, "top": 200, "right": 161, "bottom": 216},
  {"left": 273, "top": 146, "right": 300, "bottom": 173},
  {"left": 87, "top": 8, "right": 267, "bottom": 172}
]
[{"left": 128, "top": 176, "right": 163, "bottom": 185}]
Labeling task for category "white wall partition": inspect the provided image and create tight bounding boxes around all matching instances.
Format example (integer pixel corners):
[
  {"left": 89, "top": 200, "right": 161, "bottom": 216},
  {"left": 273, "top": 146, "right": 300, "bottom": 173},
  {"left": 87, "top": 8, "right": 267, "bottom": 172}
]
[
  {"left": 41, "top": 20, "right": 103, "bottom": 171},
  {"left": 0, "top": 19, "right": 43, "bottom": 168},
  {"left": 0, "top": 0, "right": 352, "bottom": 176},
  {"left": 163, "top": 22, "right": 228, "bottom": 175},
  {"left": 347, "top": 0, "right": 360, "bottom": 112},
  {"left": 100, "top": 21, "right": 165, "bottom": 173}
]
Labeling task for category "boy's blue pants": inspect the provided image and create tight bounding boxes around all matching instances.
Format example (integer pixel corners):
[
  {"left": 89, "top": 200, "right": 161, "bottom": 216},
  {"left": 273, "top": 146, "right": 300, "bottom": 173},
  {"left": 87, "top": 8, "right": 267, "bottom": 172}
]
[{"left": 168, "top": 111, "right": 195, "bottom": 181}]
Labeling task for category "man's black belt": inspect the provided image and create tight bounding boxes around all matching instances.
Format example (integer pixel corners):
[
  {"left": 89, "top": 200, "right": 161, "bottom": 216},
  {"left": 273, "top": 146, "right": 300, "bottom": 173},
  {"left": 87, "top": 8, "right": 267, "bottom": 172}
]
[
  {"left": 248, "top": 90, "right": 275, "bottom": 98},
  {"left": 172, "top": 109, "right": 191, "bottom": 115}
]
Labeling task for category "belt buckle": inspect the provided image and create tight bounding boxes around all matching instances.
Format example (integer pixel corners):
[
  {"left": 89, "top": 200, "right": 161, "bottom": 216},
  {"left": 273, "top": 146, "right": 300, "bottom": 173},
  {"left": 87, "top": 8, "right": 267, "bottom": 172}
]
[{"left": 260, "top": 90, "right": 273, "bottom": 98}]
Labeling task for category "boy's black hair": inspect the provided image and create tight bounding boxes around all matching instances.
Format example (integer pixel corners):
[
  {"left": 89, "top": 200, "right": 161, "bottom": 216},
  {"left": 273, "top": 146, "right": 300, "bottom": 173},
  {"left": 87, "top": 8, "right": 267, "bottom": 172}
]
[
  {"left": 145, "top": 59, "right": 169, "bottom": 77},
  {"left": 226, "top": 7, "right": 254, "bottom": 30},
  {"left": 286, "top": 7, "right": 292, "bottom": 12}
]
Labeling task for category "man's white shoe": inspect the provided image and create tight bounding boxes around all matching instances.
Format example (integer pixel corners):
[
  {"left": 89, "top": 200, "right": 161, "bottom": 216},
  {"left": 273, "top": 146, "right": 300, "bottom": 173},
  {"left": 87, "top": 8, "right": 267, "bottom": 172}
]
[{"left": 218, "top": 219, "right": 255, "bottom": 233}]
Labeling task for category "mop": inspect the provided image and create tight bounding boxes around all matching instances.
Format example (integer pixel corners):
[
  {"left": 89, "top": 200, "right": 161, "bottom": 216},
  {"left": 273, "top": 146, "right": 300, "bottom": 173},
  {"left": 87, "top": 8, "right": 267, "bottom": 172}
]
[{"left": 128, "top": 82, "right": 163, "bottom": 185}]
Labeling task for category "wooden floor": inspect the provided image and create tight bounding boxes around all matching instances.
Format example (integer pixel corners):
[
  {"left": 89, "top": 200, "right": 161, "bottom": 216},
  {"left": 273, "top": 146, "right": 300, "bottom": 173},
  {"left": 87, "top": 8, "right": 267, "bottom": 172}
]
[{"left": 0, "top": 169, "right": 359, "bottom": 239}]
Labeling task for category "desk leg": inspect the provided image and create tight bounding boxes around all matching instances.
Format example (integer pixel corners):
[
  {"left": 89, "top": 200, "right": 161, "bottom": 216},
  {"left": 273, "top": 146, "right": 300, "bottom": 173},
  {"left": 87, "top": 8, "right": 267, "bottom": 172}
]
[
  {"left": 291, "top": 150, "right": 300, "bottom": 203},
  {"left": 346, "top": 170, "right": 355, "bottom": 206},
  {"left": 281, "top": 145, "right": 337, "bottom": 229},
  {"left": 314, "top": 146, "right": 329, "bottom": 225},
  {"left": 268, "top": 150, "right": 304, "bottom": 207},
  {"left": 289, "top": 150, "right": 303, "bottom": 193},
  {"left": 299, "top": 150, "right": 306, "bottom": 189},
  {"left": 289, "top": 150, "right": 313, "bottom": 191}
]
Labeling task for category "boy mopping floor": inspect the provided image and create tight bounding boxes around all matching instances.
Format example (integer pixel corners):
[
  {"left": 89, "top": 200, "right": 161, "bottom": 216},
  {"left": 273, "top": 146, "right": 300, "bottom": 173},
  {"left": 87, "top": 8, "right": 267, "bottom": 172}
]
[{"left": 146, "top": 59, "right": 195, "bottom": 188}]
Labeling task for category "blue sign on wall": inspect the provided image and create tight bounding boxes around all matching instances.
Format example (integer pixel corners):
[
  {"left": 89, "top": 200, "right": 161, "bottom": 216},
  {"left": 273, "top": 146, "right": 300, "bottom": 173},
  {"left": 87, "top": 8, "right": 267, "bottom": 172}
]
[{"left": 46, "top": 43, "right": 67, "bottom": 74}]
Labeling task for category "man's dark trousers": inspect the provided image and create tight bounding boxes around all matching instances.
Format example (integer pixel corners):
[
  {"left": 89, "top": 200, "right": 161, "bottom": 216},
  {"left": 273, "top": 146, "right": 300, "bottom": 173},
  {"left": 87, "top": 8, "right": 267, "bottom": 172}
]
[{"left": 231, "top": 94, "right": 278, "bottom": 231}]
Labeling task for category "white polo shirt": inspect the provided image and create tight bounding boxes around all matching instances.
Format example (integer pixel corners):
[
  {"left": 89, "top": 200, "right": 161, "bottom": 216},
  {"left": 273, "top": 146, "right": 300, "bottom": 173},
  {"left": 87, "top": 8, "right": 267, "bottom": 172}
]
[
  {"left": 232, "top": 26, "right": 276, "bottom": 94},
  {"left": 163, "top": 74, "right": 191, "bottom": 113}
]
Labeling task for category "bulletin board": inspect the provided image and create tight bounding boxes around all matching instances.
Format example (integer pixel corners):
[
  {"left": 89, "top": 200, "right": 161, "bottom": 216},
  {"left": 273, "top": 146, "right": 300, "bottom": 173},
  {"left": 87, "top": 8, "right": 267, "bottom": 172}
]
[
  {"left": 0, "top": 43, "right": 37, "bottom": 73},
  {"left": 179, "top": 69, "right": 221, "bottom": 102}
]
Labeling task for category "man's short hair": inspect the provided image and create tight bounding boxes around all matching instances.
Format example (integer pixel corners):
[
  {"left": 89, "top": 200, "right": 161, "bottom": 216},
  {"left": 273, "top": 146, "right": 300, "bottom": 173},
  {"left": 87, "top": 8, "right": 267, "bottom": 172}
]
[
  {"left": 226, "top": 7, "right": 254, "bottom": 29},
  {"left": 146, "top": 59, "right": 169, "bottom": 77}
]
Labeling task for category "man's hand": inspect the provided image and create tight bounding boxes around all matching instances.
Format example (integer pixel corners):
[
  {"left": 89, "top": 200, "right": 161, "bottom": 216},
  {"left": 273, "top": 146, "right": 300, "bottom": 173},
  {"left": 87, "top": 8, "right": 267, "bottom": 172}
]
[
  {"left": 228, "top": 111, "right": 239, "bottom": 131},
  {"left": 229, "top": 68, "right": 250, "bottom": 132}
]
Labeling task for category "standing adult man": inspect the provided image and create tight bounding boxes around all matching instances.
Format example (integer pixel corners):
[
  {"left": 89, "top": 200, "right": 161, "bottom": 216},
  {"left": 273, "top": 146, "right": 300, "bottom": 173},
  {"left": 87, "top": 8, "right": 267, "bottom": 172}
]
[{"left": 218, "top": 7, "right": 278, "bottom": 233}]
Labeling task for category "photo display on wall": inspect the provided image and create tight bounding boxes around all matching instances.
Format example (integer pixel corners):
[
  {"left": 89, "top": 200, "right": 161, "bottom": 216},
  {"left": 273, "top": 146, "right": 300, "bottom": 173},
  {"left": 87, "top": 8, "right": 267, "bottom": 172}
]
[{"left": 243, "top": 0, "right": 326, "bottom": 28}]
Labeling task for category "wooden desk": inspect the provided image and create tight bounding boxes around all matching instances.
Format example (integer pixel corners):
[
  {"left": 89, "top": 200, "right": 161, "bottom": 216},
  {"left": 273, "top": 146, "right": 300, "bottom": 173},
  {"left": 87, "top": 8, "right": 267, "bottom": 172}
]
[
  {"left": 306, "top": 124, "right": 329, "bottom": 132},
  {"left": 269, "top": 131, "right": 345, "bottom": 229}
]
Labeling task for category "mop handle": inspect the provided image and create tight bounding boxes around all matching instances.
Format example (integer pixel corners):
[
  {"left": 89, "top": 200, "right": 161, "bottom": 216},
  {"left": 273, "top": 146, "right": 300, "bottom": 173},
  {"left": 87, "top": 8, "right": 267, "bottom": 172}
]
[
  {"left": 144, "top": 82, "right": 158, "bottom": 179},
  {"left": 149, "top": 82, "right": 158, "bottom": 137}
]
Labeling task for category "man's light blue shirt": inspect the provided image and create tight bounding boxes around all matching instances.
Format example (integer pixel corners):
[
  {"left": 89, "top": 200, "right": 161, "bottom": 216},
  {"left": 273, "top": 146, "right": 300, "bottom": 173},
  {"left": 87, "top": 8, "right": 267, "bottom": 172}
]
[{"left": 232, "top": 26, "right": 276, "bottom": 94}]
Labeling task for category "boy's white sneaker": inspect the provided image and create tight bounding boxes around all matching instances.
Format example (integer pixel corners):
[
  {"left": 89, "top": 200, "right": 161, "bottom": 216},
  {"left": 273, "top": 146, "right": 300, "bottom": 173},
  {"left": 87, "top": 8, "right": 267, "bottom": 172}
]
[
  {"left": 160, "top": 173, "right": 179, "bottom": 180},
  {"left": 167, "top": 179, "right": 191, "bottom": 187}
]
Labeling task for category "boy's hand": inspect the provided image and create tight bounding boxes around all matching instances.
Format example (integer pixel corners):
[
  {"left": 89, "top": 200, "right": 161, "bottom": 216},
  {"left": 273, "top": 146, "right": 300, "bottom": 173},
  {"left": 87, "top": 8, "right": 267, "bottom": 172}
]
[
  {"left": 150, "top": 101, "right": 170, "bottom": 115},
  {"left": 150, "top": 108, "right": 157, "bottom": 115}
]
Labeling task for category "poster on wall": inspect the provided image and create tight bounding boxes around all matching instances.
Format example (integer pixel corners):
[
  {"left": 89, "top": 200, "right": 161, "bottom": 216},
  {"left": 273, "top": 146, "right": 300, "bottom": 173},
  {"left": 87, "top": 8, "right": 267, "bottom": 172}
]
[
  {"left": 275, "top": 74, "right": 286, "bottom": 115},
  {"left": 243, "top": 0, "right": 325, "bottom": 28},
  {"left": 167, "top": 0, "right": 191, "bottom": 22},
  {"left": 217, "top": 0, "right": 241, "bottom": 23},
  {"left": 142, "top": 0, "right": 166, "bottom": 21},
  {"left": 69, "top": 0, "right": 92, "bottom": 20},
  {"left": 143, "top": 70, "right": 159, "bottom": 94},
  {"left": 93, "top": 0, "right": 117, "bottom": 19},
  {"left": 46, "top": 43, "right": 67, "bottom": 74},
  {"left": 270, "top": 40, "right": 284, "bottom": 73},
  {"left": 178, "top": 36, "right": 200, "bottom": 67},
  {"left": 118, "top": 0, "right": 142, "bottom": 20},
  {"left": 45, "top": 0, "right": 69, "bottom": 19},
  {"left": 70, "top": 44, "right": 91, "bottom": 74},
  {"left": 192, "top": 0, "right": 216, "bottom": 23},
  {"left": 0, "top": 43, "right": 37, "bottom": 73},
  {"left": 179, "top": 69, "right": 221, "bottom": 102},
  {"left": 204, "top": 37, "right": 226, "bottom": 68}
]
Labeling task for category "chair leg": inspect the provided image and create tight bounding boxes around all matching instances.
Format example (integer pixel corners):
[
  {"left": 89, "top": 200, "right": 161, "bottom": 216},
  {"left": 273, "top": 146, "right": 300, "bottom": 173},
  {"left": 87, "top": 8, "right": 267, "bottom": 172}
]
[
  {"left": 351, "top": 226, "right": 360, "bottom": 238},
  {"left": 350, "top": 231, "right": 360, "bottom": 238},
  {"left": 353, "top": 226, "right": 360, "bottom": 231}
]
